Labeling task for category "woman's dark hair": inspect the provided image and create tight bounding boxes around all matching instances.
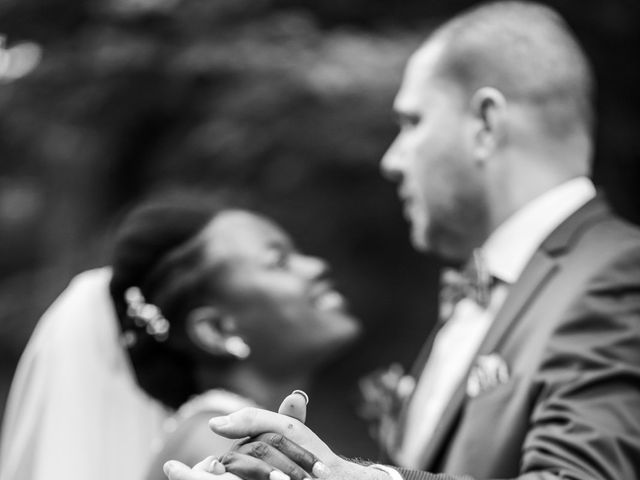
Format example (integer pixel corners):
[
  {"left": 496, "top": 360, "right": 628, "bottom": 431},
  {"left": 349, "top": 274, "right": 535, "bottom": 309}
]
[{"left": 109, "top": 191, "right": 228, "bottom": 409}]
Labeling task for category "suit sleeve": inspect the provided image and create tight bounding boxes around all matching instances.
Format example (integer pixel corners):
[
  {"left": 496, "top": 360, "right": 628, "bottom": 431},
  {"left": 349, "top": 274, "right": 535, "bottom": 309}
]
[
  {"left": 393, "top": 468, "right": 473, "bottom": 480},
  {"left": 519, "top": 246, "right": 640, "bottom": 479}
]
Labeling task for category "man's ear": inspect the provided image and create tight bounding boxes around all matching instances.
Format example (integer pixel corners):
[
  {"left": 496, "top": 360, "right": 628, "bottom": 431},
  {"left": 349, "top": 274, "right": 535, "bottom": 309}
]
[
  {"left": 469, "top": 87, "right": 507, "bottom": 162},
  {"left": 185, "top": 307, "right": 250, "bottom": 359}
]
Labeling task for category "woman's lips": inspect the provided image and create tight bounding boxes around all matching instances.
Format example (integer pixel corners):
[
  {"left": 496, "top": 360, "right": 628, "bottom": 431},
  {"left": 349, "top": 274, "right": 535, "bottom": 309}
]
[
  {"left": 310, "top": 282, "right": 346, "bottom": 311},
  {"left": 313, "top": 290, "right": 345, "bottom": 311}
]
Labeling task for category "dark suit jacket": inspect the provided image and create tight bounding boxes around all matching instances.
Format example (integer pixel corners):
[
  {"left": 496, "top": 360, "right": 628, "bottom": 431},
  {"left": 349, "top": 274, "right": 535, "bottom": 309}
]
[{"left": 387, "top": 196, "right": 640, "bottom": 480}]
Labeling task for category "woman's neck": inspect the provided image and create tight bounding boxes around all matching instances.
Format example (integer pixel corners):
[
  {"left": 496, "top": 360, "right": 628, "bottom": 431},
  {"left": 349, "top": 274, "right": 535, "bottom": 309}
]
[{"left": 195, "top": 363, "right": 310, "bottom": 411}]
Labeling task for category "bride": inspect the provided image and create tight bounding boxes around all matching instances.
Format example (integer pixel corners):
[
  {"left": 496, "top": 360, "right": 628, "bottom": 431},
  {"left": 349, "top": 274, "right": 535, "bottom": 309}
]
[{"left": 0, "top": 192, "right": 361, "bottom": 480}]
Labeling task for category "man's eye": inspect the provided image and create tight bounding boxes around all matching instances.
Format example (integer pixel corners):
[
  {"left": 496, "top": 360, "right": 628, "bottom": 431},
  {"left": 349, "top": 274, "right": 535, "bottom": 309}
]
[
  {"left": 403, "top": 117, "right": 420, "bottom": 130},
  {"left": 394, "top": 112, "right": 421, "bottom": 130}
]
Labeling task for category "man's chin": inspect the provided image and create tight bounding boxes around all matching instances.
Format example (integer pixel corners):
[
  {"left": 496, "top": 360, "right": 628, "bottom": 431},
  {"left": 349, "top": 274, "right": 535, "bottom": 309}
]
[
  {"left": 410, "top": 228, "right": 430, "bottom": 252},
  {"left": 433, "top": 243, "right": 473, "bottom": 269},
  {"left": 415, "top": 228, "right": 470, "bottom": 267}
]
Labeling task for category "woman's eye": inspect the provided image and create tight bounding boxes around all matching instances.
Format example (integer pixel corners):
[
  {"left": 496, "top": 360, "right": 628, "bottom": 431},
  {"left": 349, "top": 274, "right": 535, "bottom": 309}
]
[{"left": 265, "top": 249, "right": 289, "bottom": 269}]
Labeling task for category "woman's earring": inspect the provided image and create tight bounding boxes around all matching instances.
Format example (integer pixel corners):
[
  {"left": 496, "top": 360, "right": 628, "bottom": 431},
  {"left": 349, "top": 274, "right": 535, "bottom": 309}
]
[{"left": 224, "top": 336, "right": 251, "bottom": 360}]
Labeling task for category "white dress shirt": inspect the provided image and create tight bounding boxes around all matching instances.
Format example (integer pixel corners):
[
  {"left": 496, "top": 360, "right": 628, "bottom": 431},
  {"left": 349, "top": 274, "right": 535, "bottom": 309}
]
[{"left": 394, "top": 177, "right": 596, "bottom": 468}]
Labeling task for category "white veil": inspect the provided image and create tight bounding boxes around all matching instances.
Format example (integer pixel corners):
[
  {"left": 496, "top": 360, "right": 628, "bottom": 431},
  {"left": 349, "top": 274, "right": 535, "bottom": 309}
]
[{"left": 0, "top": 268, "right": 170, "bottom": 480}]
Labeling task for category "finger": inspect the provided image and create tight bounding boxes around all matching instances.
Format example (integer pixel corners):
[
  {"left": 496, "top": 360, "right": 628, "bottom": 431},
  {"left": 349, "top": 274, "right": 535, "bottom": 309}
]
[
  {"left": 252, "top": 433, "right": 317, "bottom": 475},
  {"left": 209, "top": 460, "right": 227, "bottom": 475},
  {"left": 164, "top": 462, "right": 240, "bottom": 480},
  {"left": 277, "top": 390, "right": 308, "bottom": 423},
  {"left": 209, "top": 408, "right": 306, "bottom": 440},
  {"left": 192, "top": 457, "right": 218, "bottom": 473},
  {"left": 220, "top": 451, "right": 295, "bottom": 480},
  {"left": 208, "top": 408, "right": 333, "bottom": 477},
  {"left": 192, "top": 457, "right": 226, "bottom": 475},
  {"left": 234, "top": 439, "right": 312, "bottom": 480},
  {"left": 163, "top": 461, "right": 222, "bottom": 480}
]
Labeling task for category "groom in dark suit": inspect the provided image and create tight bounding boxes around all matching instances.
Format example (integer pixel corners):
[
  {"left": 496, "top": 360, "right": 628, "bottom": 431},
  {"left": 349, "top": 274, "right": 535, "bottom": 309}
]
[{"left": 163, "top": 2, "right": 640, "bottom": 480}]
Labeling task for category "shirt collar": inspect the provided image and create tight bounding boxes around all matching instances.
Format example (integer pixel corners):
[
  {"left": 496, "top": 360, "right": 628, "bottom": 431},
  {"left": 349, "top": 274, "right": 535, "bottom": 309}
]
[{"left": 482, "top": 176, "right": 596, "bottom": 284}]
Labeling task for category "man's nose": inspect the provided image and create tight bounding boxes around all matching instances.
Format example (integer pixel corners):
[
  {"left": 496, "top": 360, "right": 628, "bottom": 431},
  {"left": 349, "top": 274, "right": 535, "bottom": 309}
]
[
  {"left": 291, "top": 254, "right": 328, "bottom": 279},
  {"left": 380, "top": 138, "right": 404, "bottom": 183}
]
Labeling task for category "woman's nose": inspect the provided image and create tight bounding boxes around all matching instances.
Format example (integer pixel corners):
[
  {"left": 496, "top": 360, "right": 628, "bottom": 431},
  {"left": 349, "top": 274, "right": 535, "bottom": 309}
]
[{"left": 291, "top": 254, "right": 328, "bottom": 279}]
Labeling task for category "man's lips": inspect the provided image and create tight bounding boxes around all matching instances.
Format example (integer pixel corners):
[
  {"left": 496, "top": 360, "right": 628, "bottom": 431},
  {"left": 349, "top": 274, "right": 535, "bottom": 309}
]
[
  {"left": 398, "top": 184, "right": 412, "bottom": 202},
  {"left": 398, "top": 187, "right": 414, "bottom": 217}
]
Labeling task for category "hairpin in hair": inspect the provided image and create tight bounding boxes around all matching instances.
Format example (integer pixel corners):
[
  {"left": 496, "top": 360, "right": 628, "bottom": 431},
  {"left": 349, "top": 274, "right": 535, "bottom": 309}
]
[{"left": 124, "top": 286, "right": 170, "bottom": 342}]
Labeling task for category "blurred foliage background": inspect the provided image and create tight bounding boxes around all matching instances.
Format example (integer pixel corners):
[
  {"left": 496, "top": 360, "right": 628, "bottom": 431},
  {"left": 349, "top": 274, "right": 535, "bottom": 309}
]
[{"left": 1, "top": 0, "right": 639, "bottom": 459}]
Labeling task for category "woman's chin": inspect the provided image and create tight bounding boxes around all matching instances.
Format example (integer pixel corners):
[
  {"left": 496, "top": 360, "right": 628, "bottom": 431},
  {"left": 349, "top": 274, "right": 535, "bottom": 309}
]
[{"left": 323, "top": 313, "right": 362, "bottom": 351}]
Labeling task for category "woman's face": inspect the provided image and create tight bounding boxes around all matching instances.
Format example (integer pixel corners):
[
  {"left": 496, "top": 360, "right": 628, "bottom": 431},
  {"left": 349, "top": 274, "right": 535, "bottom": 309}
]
[{"left": 199, "top": 210, "right": 361, "bottom": 373}]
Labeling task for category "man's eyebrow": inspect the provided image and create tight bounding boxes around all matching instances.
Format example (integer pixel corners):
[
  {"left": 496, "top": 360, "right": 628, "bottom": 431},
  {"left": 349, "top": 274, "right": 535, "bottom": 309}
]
[{"left": 393, "top": 109, "right": 421, "bottom": 126}]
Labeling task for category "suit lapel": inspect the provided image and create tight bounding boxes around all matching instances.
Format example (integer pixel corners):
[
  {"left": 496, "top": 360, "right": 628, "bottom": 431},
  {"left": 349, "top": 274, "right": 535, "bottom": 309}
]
[
  {"left": 477, "top": 196, "right": 607, "bottom": 356},
  {"left": 476, "top": 251, "right": 558, "bottom": 356},
  {"left": 414, "top": 195, "right": 609, "bottom": 471}
]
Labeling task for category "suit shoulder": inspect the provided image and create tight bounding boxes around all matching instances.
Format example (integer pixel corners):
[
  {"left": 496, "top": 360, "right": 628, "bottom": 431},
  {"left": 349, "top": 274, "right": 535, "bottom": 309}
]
[{"left": 572, "top": 210, "right": 640, "bottom": 260}]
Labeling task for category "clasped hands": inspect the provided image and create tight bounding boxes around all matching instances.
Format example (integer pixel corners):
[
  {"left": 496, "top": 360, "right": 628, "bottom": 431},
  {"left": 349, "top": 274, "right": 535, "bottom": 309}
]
[{"left": 163, "top": 391, "right": 386, "bottom": 480}]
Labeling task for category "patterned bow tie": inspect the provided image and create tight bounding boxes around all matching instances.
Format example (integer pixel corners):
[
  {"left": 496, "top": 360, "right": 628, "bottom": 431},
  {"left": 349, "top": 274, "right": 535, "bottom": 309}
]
[{"left": 440, "top": 249, "right": 493, "bottom": 319}]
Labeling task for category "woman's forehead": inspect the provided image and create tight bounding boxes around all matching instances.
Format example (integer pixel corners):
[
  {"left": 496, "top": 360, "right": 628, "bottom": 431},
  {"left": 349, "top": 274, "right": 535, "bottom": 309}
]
[{"left": 200, "top": 210, "right": 292, "bottom": 258}]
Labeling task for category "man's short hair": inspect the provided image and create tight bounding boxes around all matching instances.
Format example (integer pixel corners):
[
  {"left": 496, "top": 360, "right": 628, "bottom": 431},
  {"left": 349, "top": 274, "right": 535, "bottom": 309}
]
[{"left": 429, "top": 1, "right": 595, "bottom": 134}]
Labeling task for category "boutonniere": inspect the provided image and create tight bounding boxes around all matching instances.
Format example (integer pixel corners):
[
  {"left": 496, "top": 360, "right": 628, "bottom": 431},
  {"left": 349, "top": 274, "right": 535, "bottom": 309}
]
[
  {"left": 357, "top": 363, "right": 415, "bottom": 438},
  {"left": 466, "top": 353, "right": 510, "bottom": 398}
]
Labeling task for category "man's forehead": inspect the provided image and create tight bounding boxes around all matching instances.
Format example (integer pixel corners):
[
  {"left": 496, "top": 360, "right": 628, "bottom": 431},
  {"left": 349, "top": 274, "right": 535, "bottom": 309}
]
[
  {"left": 394, "top": 40, "right": 446, "bottom": 110},
  {"left": 412, "top": 38, "right": 451, "bottom": 85}
]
